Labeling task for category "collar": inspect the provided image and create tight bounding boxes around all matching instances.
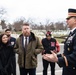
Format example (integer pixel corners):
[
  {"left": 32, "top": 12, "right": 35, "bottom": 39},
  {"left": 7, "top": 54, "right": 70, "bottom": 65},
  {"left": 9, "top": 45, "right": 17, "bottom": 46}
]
[
  {"left": 24, "top": 36, "right": 29, "bottom": 39},
  {"left": 70, "top": 27, "right": 76, "bottom": 32}
]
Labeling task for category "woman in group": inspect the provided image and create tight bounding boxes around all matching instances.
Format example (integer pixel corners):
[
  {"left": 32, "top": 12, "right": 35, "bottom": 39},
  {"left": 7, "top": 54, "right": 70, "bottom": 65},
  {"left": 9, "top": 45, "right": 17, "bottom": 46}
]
[{"left": 0, "top": 33, "right": 14, "bottom": 75}]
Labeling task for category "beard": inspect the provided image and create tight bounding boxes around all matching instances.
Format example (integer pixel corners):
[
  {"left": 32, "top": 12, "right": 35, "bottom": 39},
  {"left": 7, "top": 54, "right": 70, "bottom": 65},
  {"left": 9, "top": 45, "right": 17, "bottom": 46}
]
[
  {"left": 23, "top": 32, "right": 30, "bottom": 37},
  {"left": 7, "top": 35, "right": 10, "bottom": 37}
]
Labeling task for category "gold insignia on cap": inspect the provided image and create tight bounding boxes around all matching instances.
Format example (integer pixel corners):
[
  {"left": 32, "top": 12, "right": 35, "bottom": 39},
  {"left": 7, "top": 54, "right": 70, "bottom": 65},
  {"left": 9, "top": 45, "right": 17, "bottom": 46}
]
[{"left": 68, "top": 48, "right": 70, "bottom": 51}]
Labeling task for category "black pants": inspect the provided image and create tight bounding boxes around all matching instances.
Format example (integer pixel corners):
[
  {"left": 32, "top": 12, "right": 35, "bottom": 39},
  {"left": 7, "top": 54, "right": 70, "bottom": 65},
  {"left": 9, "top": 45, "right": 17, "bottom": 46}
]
[
  {"left": 12, "top": 55, "right": 16, "bottom": 75},
  {"left": 42, "top": 59, "right": 55, "bottom": 75},
  {"left": 0, "top": 67, "right": 11, "bottom": 75},
  {"left": 20, "top": 67, "right": 36, "bottom": 75},
  {"left": 62, "top": 67, "right": 76, "bottom": 75}
]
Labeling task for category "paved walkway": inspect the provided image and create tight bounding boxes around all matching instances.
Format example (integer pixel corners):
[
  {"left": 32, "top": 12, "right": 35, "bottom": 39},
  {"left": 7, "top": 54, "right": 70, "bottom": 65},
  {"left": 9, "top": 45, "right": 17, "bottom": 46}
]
[
  {"left": 16, "top": 44, "right": 64, "bottom": 75},
  {"left": 16, "top": 62, "right": 62, "bottom": 75},
  {"left": 37, "top": 70, "right": 62, "bottom": 75}
]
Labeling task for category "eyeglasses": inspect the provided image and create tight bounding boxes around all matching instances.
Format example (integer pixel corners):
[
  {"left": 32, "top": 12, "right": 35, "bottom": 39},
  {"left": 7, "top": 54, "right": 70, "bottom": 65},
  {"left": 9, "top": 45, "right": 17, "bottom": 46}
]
[{"left": 66, "top": 16, "right": 76, "bottom": 20}]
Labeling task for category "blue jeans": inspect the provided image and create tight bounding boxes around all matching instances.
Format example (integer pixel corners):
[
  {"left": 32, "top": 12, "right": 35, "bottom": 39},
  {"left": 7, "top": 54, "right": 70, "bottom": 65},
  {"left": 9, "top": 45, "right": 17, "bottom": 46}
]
[{"left": 20, "top": 67, "right": 36, "bottom": 75}]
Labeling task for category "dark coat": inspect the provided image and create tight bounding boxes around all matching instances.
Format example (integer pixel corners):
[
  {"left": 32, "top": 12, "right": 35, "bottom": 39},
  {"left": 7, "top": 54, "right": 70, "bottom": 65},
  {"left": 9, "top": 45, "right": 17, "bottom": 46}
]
[
  {"left": 0, "top": 43, "right": 14, "bottom": 75},
  {"left": 8, "top": 37, "right": 16, "bottom": 75},
  {"left": 57, "top": 29, "right": 76, "bottom": 75},
  {"left": 8, "top": 37, "right": 16, "bottom": 47},
  {"left": 15, "top": 32, "right": 43, "bottom": 69},
  {"left": 42, "top": 38, "right": 56, "bottom": 54}
]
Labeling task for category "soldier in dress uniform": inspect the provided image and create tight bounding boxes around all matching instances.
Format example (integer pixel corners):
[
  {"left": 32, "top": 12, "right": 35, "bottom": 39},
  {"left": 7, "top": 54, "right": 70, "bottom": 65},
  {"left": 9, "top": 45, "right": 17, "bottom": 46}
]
[{"left": 42, "top": 8, "right": 76, "bottom": 75}]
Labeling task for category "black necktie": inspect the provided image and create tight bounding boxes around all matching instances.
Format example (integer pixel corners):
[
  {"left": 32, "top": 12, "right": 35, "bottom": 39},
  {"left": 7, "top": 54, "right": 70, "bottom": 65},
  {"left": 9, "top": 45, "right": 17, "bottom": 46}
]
[
  {"left": 25, "top": 37, "right": 27, "bottom": 50},
  {"left": 24, "top": 37, "right": 27, "bottom": 67}
]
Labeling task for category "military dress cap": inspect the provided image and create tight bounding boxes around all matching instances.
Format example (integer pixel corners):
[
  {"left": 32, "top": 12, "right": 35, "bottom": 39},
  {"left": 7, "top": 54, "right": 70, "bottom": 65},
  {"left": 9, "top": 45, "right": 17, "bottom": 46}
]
[
  {"left": 69, "top": 8, "right": 76, "bottom": 13},
  {"left": 67, "top": 8, "right": 76, "bottom": 18}
]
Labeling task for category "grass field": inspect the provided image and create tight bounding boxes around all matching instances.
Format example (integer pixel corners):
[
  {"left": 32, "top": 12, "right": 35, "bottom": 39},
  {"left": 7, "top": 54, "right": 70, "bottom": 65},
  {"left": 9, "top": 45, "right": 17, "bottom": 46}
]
[{"left": 55, "top": 38, "right": 65, "bottom": 43}]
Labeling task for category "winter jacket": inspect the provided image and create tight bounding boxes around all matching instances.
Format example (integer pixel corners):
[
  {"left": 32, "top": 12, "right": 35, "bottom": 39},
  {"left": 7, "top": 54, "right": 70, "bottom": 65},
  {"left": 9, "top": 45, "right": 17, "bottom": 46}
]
[
  {"left": 15, "top": 32, "right": 43, "bottom": 69},
  {"left": 0, "top": 43, "right": 14, "bottom": 75},
  {"left": 42, "top": 38, "right": 60, "bottom": 54}
]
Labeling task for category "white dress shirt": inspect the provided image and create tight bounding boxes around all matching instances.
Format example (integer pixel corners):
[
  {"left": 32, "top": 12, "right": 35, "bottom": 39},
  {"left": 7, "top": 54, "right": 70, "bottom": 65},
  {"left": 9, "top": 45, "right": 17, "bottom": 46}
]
[{"left": 23, "top": 36, "right": 29, "bottom": 47}]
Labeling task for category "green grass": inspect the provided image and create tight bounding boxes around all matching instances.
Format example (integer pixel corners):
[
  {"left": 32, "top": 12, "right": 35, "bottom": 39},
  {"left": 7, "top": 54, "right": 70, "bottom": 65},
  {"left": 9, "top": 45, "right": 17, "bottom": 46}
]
[
  {"left": 15, "top": 31, "right": 66, "bottom": 43},
  {"left": 55, "top": 38, "right": 65, "bottom": 43}
]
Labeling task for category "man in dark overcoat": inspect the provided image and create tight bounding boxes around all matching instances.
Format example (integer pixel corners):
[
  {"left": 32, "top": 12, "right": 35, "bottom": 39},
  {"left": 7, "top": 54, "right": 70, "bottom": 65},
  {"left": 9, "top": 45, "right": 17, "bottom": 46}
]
[{"left": 43, "top": 8, "right": 76, "bottom": 75}]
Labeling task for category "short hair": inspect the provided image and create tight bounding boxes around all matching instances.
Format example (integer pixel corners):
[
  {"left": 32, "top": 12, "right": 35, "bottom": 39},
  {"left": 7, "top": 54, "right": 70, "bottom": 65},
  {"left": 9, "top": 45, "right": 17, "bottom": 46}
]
[
  {"left": 22, "top": 23, "right": 29, "bottom": 26},
  {"left": 21, "top": 23, "right": 32, "bottom": 29},
  {"left": 5, "top": 29, "right": 11, "bottom": 32}
]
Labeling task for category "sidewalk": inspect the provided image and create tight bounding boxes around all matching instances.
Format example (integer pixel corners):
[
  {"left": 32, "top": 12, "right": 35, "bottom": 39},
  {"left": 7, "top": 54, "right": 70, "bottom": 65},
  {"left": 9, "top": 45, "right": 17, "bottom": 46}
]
[
  {"left": 37, "top": 70, "right": 62, "bottom": 75},
  {"left": 16, "top": 64, "right": 62, "bottom": 75}
]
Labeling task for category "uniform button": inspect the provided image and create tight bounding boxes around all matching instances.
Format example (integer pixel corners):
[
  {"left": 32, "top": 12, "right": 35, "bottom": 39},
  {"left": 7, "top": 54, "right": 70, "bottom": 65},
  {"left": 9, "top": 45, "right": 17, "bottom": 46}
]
[{"left": 73, "top": 67, "right": 75, "bottom": 69}]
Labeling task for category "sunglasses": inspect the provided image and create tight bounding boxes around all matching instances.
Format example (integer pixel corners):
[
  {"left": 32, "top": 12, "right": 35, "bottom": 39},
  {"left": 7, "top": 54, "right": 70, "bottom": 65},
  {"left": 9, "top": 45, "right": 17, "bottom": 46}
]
[{"left": 66, "top": 16, "right": 76, "bottom": 20}]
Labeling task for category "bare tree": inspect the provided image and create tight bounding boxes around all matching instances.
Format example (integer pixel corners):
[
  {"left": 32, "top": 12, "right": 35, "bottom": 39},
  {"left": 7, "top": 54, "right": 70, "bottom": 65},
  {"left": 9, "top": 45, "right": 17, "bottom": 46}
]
[
  {"left": 13, "top": 20, "right": 23, "bottom": 31},
  {"left": 55, "top": 22, "right": 65, "bottom": 30},
  {"left": 1, "top": 20, "right": 7, "bottom": 29},
  {"left": 7, "top": 23, "right": 13, "bottom": 30},
  {"left": 0, "top": 7, "right": 7, "bottom": 20},
  {"left": 0, "top": 7, "right": 7, "bottom": 30},
  {"left": 13, "top": 17, "right": 26, "bottom": 31},
  {"left": 50, "top": 23, "right": 55, "bottom": 30}
]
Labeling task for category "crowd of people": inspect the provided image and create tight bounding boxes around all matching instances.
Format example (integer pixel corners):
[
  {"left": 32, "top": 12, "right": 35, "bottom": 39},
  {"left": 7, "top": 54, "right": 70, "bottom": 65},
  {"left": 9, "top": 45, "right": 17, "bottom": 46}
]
[{"left": 0, "top": 8, "right": 76, "bottom": 75}]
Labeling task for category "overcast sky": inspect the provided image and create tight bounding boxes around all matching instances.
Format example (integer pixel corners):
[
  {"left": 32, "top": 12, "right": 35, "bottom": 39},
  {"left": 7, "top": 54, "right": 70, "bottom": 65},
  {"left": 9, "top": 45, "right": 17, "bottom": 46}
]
[{"left": 0, "top": 0, "right": 76, "bottom": 24}]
